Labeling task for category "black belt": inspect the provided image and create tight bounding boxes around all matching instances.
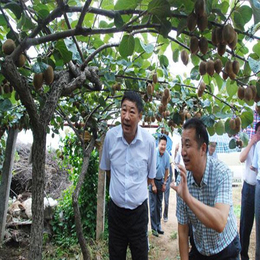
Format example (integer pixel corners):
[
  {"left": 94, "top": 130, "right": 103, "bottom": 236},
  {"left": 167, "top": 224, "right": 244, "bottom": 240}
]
[{"left": 155, "top": 178, "right": 162, "bottom": 181}]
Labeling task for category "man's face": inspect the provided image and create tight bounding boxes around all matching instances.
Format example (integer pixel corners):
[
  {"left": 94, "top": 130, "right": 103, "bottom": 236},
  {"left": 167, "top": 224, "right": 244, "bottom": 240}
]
[
  {"left": 121, "top": 99, "right": 142, "bottom": 141},
  {"left": 181, "top": 128, "right": 206, "bottom": 171},
  {"left": 208, "top": 142, "right": 217, "bottom": 155},
  {"left": 256, "top": 126, "right": 260, "bottom": 139},
  {"left": 158, "top": 139, "right": 167, "bottom": 155}
]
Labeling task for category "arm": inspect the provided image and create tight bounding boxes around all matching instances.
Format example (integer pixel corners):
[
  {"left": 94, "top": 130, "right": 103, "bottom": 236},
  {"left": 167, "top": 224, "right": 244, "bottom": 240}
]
[
  {"left": 178, "top": 223, "right": 189, "bottom": 260},
  {"left": 239, "top": 135, "right": 259, "bottom": 162},
  {"left": 148, "top": 178, "right": 157, "bottom": 193},
  {"left": 162, "top": 168, "right": 169, "bottom": 192},
  {"left": 172, "top": 165, "right": 229, "bottom": 233}
]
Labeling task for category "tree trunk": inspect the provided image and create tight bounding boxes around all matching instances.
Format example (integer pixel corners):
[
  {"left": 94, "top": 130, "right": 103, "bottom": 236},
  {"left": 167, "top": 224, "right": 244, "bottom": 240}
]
[
  {"left": 0, "top": 128, "right": 18, "bottom": 244},
  {"left": 28, "top": 129, "right": 47, "bottom": 260},
  {"left": 96, "top": 134, "right": 106, "bottom": 240},
  {"left": 72, "top": 137, "right": 95, "bottom": 260}
]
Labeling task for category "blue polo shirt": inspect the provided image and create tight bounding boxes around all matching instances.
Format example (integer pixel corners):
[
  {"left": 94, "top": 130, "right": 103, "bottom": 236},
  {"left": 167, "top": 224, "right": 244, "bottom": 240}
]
[{"left": 156, "top": 148, "right": 170, "bottom": 179}]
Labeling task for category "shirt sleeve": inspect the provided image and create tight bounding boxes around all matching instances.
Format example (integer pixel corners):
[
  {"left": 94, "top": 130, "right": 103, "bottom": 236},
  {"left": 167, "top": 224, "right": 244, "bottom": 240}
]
[
  {"left": 252, "top": 142, "right": 259, "bottom": 170},
  {"left": 148, "top": 138, "right": 156, "bottom": 179}
]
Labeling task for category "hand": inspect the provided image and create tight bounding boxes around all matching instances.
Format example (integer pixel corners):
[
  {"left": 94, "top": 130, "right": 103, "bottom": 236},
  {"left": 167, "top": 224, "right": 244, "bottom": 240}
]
[
  {"left": 162, "top": 183, "right": 166, "bottom": 192},
  {"left": 251, "top": 134, "right": 260, "bottom": 145},
  {"left": 152, "top": 184, "right": 157, "bottom": 194},
  {"left": 170, "top": 165, "right": 191, "bottom": 204}
]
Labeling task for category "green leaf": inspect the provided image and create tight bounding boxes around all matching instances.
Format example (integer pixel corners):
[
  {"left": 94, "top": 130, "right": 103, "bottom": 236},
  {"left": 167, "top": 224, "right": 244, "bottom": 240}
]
[
  {"left": 172, "top": 49, "right": 179, "bottom": 62},
  {"left": 4, "top": 2, "right": 22, "bottom": 20},
  {"left": 0, "top": 99, "right": 12, "bottom": 112},
  {"left": 241, "top": 110, "right": 254, "bottom": 128},
  {"left": 140, "top": 41, "right": 154, "bottom": 53},
  {"left": 253, "top": 42, "right": 260, "bottom": 57},
  {"left": 119, "top": 35, "right": 135, "bottom": 58},
  {"left": 0, "top": 15, "right": 7, "bottom": 26},
  {"left": 177, "top": 18, "right": 187, "bottom": 37},
  {"left": 226, "top": 80, "right": 237, "bottom": 97},
  {"left": 115, "top": 0, "right": 138, "bottom": 10},
  {"left": 248, "top": 56, "right": 260, "bottom": 74},
  {"left": 32, "top": 62, "right": 49, "bottom": 73},
  {"left": 64, "top": 38, "right": 82, "bottom": 63},
  {"left": 114, "top": 12, "right": 124, "bottom": 28},
  {"left": 148, "top": 0, "right": 171, "bottom": 17},
  {"left": 229, "top": 139, "right": 236, "bottom": 149},
  {"left": 159, "top": 55, "right": 169, "bottom": 68},
  {"left": 159, "top": 19, "right": 172, "bottom": 38},
  {"left": 233, "top": 5, "right": 252, "bottom": 30},
  {"left": 56, "top": 40, "right": 73, "bottom": 63}
]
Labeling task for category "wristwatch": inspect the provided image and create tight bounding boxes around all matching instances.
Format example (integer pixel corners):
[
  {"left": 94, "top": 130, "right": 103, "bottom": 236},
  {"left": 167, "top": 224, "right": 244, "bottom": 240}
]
[{"left": 163, "top": 181, "right": 167, "bottom": 185}]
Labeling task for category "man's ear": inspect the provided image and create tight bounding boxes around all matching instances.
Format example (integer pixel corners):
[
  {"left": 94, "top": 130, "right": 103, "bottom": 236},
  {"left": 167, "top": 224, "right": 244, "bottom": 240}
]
[
  {"left": 138, "top": 112, "right": 142, "bottom": 121},
  {"left": 201, "top": 142, "right": 207, "bottom": 154}
]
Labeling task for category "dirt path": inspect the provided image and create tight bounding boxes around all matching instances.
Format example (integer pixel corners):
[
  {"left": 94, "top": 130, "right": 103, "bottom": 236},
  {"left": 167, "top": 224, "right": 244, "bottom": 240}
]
[{"left": 147, "top": 184, "right": 256, "bottom": 260}]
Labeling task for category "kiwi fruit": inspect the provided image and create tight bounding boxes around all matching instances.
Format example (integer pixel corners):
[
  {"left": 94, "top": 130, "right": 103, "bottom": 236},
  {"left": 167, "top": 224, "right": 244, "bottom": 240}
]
[
  {"left": 190, "top": 36, "right": 199, "bottom": 54},
  {"left": 244, "top": 87, "right": 253, "bottom": 102},
  {"left": 228, "top": 32, "right": 238, "bottom": 50},
  {"left": 187, "top": 12, "right": 197, "bottom": 31},
  {"left": 197, "top": 14, "right": 208, "bottom": 32},
  {"left": 222, "top": 24, "right": 236, "bottom": 44},
  {"left": 216, "top": 27, "right": 223, "bottom": 44},
  {"left": 2, "top": 39, "right": 16, "bottom": 55},
  {"left": 181, "top": 50, "right": 189, "bottom": 65},
  {"left": 199, "top": 37, "right": 208, "bottom": 55},
  {"left": 235, "top": 117, "right": 241, "bottom": 131},
  {"left": 199, "top": 61, "right": 207, "bottom": 75},
  {"left": 214, "top": 59, "right": 223, "bottom": 74},
  {"left": 164, "top": 88, "right": 170, "bottom": 98},
  {"left": 211, "top": 27, "right": 218, "bottom": 46},
  {"left": 225, "top": 60, "right": 233, "bottom": 76},
  {"left": 147, "top": 83, "right": 153, "bottom": 95},
  {"left": 237, "top": 86, "right": 244, "bottom": 100},
  {"left": 217, "top": 43, "right": 226, "bottom": 56},
  {"left": 232, "top": 60, "right": 240, "bottom": 75},
  {"left": 222, "top": 71, "right": 228, "bottom": 80},
  {"left": 194, "top": 0, "right": 205, "bottom": 17},
  {"left": 229, "top": 118, "right": 236, "bottom": 130},
  {"left": 152, "top": 72, "right": 158, "bottom": 84},
  {"left": 197, "top": 82, "right": 206, "bottom": 97},
  {"left": 249, "top": 85, "right": 257, "bottom": 99},
  {"left": 3, "top": 83, "right": 11, "bottom": 93},
  {"left": 206, "top": 60, "right": 214, "bottom": 76},
  {"left": 33, "top": 73, "right": 44, "bottom": 90},
  {"left": 16, "top": 54, "right": 26, "bottom": 67},
  {"left": 161, "top": 95, "right": 168, "bottom": 106},
  {"left": 43, "top": 66, "right": 54, "bottom": 85},
  {"left": 229, "top": 72, "right": 236, "bottom": 80}
]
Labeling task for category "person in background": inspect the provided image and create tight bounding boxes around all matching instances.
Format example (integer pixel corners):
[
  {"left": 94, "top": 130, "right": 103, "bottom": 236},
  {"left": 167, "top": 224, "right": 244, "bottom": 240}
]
[
  {"left": 250, "top": 122, "right": 260, "bottom": 260},
  {"left": 149, "top": 135, "right": 170, "bottom": 237},
  {"left": 171, "top": 117, "right": 240, "bottom": 260},
  {"left": 100, "top": 91, "right": 156, "bottom": 260},
  {"left": 239, "top": 121, "right": 260, "bottom": 260},
  {"left": 208, "top": 141, "right": 218, "bottom": 159}
]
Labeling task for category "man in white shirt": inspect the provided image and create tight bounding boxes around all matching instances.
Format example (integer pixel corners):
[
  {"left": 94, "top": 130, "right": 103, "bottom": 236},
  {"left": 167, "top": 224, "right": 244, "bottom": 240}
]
[{"left": 100, "top": 91, "right": 156, "bottom": 260}]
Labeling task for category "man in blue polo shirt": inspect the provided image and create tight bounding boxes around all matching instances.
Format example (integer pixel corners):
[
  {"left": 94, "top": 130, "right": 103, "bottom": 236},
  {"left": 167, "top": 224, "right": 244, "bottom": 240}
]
[{"left": 149, "top": 135, "right": 170, "bottom": 237}]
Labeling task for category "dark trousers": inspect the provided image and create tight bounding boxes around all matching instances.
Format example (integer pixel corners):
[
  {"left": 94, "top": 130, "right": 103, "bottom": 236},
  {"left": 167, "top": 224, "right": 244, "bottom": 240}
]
[
  {"left": 189, "top": 233, "right": 241, "bottom": 260},
  {"left": 239, "top": 181, "right": 255, "bottom": 260},
  {"left": 108, "top": 199, "right": 148, "bottom": 260}
]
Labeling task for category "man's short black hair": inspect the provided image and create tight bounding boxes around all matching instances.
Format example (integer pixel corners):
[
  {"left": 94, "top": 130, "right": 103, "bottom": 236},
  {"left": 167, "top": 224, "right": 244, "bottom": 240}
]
[
  {"left": 183, "top": 117, "right": 209, "bottom": 150},
  {"left": 255, "top": 121, "right": 260, "bottom": 133},
  {"left": 159, "top": 135, "right": 167, "bottom": 143},
  {"left": 121, "top": 91, "right": 144, "bottom": 113}
]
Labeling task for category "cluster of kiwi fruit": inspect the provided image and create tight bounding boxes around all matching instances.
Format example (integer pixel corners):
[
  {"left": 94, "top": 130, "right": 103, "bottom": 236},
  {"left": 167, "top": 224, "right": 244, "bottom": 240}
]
[
  {"left": 187, "top": 0, "right": 208, "bottom": 32},
  {"left": 237, "top": 85, "right": 258, "bottom": 102},
  {"left": 222, "top": 59, "right": 239, "bottom": 80},
  {"left": 197, "top": 81, "right": 206, "bottom": 97},
  {"left": 2, "top": 39, "right": 26, "bottom": 67},
  {"left": 33, "top": 65, "right": 54, "bottom": 90},
  {"left": 144, "top": 72, "right": 157, "bottom": 103},
  {"left": 190, "top": 36, "right": 208, "bottom": 55}
]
